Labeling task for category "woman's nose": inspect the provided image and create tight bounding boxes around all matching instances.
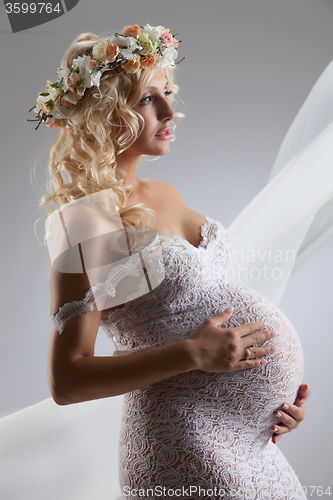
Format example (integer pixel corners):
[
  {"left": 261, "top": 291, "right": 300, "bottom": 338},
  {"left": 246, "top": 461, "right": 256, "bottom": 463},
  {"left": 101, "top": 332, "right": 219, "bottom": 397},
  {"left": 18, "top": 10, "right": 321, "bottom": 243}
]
[{"left": 159, "top": 97, "right": 175, "bottom": 121}]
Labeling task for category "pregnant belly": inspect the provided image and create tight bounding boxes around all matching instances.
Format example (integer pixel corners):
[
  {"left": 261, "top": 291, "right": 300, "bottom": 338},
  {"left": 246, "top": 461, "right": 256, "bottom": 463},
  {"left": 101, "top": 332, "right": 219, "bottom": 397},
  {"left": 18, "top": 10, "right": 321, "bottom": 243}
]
[
  {"left": 123, "top": 280, "right": 304, "bottom": 451},
  {"left": 195, "top": 281, "right": 304, "bottom": 445}
]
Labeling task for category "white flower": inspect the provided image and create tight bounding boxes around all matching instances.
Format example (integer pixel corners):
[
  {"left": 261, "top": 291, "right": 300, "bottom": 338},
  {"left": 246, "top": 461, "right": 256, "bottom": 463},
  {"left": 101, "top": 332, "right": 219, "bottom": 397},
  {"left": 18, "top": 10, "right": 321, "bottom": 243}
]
[
  {"left": 37, "top": 93, "right": 54, "bottom": 115},
  {"left": 48, "top": 86, "right": 62, "bottom": 101},
  {"left": 34, "top": 99, "right": 42, "bottom": 113},
  {"left": 90, "top": 69, "right": 102, "bottom": 87},
  {"left": 92, "top": 38, "right": 108, "bottom": 62},
  {"left": 72, "top": 55, "right": 94, "bottom": 88},
  {"left": 56, "top": 68, "right": 71, "bottom": 92},
  {"left": 141, "top": 24, "right": 164, "bottom": 42},
  {"left": 138, "top": 33, "right": 156, "bottom": 55},
  {"left": 38, "top": 93, "right": 53, "bottom": 104},
  {"left": 157, "top": 46, "right": 178, "bottom": 69},
  {"left": 111, "top": 35, "right": 139, "bottom": 60},
  {"left": 46, "top": 80, "right": 62, "bottom": 101}
]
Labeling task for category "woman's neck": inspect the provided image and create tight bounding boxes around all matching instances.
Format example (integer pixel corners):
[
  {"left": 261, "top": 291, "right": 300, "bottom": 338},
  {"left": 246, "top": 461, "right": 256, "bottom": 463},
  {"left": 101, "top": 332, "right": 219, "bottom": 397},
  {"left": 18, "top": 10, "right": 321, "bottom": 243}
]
[{"left": 115, "top": 151, "right": 141, "bottom": 190}]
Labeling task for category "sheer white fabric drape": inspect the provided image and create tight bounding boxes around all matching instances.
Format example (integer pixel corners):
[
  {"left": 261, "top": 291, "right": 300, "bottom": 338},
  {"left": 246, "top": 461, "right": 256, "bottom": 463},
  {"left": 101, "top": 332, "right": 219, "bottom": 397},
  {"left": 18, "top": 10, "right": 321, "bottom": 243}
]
[
  {"left": 2, "top": 60, "right": 333, "bottom": 500},
  {"left": 228, "top": 59, "right": 333, "bottom": 304}
]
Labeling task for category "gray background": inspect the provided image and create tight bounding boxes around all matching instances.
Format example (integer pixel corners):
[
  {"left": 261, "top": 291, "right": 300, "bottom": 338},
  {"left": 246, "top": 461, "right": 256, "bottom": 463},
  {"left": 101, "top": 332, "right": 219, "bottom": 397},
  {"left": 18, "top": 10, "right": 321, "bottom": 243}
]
[{"left": 1, "top": 0, "right": 332, "bottom": 492}]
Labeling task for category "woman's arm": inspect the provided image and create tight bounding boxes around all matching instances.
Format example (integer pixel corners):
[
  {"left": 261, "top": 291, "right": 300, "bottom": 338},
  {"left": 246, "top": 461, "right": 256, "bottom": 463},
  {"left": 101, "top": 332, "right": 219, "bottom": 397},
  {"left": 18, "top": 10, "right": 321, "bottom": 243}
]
[{"left": 48, "top": 268, "right": 275, "bottom": 406}]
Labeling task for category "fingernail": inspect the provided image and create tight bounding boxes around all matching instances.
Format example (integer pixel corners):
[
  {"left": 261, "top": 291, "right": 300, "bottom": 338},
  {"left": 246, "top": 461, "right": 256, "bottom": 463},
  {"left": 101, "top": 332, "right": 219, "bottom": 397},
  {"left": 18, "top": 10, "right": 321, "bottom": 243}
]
[
  {"left": 282, "top": 404, "right": 289, "bottom": 410},
  {"left": 270, "top": 346, "right": 276, "bottom": 353},
  {"left": 260, "top": 359, "right": 267, "bottom": 365},
  {"left": 276, "top": 411, "right": 282, "bottom": 418},
  {"left": 273, "top": 426, "right": 279, "bottom": 432},
  {"left": 270, "top": 331, "right": 277, "bottom": 338},
  {"left": 223, "top": 306, "right": 233, "bottom": 313}
]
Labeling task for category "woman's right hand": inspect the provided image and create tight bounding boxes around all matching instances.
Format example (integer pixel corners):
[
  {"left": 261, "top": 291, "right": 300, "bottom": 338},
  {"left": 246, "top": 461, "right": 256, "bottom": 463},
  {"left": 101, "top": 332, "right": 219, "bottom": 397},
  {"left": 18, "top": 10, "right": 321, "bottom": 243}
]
[{"left": 186, "top": 307, "right": 276, "bottom": 373}]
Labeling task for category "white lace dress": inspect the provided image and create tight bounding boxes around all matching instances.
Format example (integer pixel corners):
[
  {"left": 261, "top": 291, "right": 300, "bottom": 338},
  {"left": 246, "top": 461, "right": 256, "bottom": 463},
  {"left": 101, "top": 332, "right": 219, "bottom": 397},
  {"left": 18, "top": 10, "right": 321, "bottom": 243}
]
[{"left": 51, "top": 216, "right": 306, "bottom": 500}]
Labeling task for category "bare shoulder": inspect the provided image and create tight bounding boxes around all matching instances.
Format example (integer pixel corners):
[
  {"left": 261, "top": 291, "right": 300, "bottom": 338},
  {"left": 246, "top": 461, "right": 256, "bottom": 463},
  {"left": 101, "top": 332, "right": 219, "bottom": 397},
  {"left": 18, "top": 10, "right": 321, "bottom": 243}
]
[{"left": 141, "top": 178, "right": 188, "bottom": 206}]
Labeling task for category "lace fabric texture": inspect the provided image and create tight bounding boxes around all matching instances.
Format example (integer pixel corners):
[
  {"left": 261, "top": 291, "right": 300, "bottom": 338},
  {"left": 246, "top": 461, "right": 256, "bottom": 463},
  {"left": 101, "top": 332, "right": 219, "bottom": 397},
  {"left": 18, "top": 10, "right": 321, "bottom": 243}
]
[{"left": 50, "top": 216, "right": 305, "bottom": 500}]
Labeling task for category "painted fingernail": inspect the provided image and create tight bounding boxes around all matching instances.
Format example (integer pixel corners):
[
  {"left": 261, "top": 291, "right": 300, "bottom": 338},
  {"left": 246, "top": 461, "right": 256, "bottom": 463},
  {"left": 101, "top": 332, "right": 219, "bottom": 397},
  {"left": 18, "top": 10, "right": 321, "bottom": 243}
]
[
  {"left": 260, "top": 359, "right": 267, "bottom": 365},
  {"left": 270, "top": 346, "right": 276, "bottom": 353},
  {"left": 273, "top": 426, "right": 279, "bottom": 432},
  {"left": 276, "top": 412, "right": 282, "bottom": 418},
  {"left": 282, "top": 404, "right": 289, "bottom": 410},
  {"left": 270, "top": 331, "right": 277, "bottom": 338},
  {"left": 223, "top": 306, "right": 233, "bottom": 313}
]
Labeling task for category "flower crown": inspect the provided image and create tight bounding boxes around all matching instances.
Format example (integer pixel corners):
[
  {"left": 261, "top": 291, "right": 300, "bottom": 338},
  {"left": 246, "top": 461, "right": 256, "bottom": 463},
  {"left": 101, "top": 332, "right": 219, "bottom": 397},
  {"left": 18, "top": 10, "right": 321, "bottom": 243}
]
[{"left": 28, "top": 24, "right": 183, "bottom": 130}]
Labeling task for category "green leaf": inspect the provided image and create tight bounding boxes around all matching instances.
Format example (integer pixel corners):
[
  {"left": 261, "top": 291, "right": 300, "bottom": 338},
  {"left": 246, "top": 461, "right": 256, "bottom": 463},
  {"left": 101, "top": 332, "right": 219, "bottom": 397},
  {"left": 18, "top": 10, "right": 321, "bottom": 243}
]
[{"left": 39, "top": 92, "right": 50, "bottom": 96}]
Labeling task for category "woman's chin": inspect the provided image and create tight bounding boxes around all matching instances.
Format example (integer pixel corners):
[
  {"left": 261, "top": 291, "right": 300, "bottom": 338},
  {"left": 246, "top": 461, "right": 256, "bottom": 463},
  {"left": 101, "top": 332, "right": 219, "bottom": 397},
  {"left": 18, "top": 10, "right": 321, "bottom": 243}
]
[{"left": 155, "top": 144, "right": 171, "bottom": 156}]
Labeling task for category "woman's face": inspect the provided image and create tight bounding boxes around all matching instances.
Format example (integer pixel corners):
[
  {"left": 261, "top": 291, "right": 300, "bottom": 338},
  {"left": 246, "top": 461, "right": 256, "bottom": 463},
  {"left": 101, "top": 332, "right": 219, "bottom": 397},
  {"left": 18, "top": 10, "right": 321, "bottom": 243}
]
[{"left": 120, "top": 66, "right": 175, "bottom": 159}]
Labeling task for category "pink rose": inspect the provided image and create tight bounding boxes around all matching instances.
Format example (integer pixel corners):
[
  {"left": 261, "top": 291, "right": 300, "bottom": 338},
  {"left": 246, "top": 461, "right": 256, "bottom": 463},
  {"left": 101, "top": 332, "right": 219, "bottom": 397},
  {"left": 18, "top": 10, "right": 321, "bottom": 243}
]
[
  {"left": 45, "top": 116, "right": 59, "bottom": 129},
  {"left": 89, "top": 59, "right": 99, "bottom": 69},
  {"left": 105, "top": 43, "right": 119, "bottom": 63},
  {"left": 121, "top": 57, "right": 141, "bottom": 74},
  {"left": 170, "top": 37, "right": 179, "bottom": 48},
  {"left": 140, "top": 54, "right": 159, "bottom": 68},
  {"left": 76, "top": 84, "right": 86, "bottom": 97},
  {"left": 67, "top": 72, "right": 81, "bottom": 87},
  {"left": 67, "top": 72, "right": 85, "bottom": 96},
  {"left": 161, "top": 29, "right": 173, "bottom": 47},
  {"left": 123, "top": 24, "right": 141, "bottom": 38}
]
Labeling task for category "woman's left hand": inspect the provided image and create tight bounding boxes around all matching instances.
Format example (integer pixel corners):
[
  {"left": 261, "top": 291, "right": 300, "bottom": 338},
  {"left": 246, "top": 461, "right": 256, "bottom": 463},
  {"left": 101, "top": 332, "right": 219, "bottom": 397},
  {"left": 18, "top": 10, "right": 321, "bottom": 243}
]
[{"left": 271, "top": 384, "right": 310, "bottom": 444}]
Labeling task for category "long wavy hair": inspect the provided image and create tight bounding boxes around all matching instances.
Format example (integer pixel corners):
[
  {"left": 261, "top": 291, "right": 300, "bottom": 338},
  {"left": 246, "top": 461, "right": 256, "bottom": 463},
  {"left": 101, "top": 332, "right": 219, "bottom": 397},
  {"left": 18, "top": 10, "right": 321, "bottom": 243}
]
[{"left": 39, "top": 32, "right": 182, "bottom": 236}]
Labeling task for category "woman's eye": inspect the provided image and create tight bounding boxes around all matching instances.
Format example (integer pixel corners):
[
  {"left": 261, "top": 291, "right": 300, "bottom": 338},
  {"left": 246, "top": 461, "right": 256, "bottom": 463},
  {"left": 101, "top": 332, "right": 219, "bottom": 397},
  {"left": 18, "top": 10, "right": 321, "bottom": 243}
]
[
  {"left": 139, "top": 90, "right": 173, "bottom": 105},
  {"left": 140, "top": 95, "right": 153, "bottom": 105}
]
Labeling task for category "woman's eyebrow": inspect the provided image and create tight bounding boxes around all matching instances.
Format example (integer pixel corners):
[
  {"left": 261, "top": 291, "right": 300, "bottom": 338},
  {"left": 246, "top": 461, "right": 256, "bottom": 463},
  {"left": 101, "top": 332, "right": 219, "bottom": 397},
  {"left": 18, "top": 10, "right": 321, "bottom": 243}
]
[{"left": 145, "top": 83, "right": 169, "bottom": 90}]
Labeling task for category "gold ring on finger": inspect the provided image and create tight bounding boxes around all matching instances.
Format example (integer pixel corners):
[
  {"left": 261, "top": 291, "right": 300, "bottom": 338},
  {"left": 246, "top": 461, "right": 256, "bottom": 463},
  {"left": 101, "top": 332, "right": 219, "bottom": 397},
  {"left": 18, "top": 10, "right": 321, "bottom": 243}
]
[{"left": 245, "top": 348, "right": 251, "bottom": 360}]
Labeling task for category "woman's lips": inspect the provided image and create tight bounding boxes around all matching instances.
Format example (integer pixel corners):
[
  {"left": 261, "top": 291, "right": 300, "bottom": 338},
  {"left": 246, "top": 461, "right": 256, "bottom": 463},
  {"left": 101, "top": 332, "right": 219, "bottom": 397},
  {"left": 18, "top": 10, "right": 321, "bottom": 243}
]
[{"left": 155, "top": 127, "right": 171, "bottom": 140}]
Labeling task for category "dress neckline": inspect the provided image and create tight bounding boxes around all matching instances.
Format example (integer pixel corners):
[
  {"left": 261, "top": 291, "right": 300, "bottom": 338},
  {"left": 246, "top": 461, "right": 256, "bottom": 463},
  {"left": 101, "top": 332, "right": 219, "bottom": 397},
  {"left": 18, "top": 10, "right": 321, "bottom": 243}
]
[{"left": 168, "top": 215, "right": 212, "bottom": 250}]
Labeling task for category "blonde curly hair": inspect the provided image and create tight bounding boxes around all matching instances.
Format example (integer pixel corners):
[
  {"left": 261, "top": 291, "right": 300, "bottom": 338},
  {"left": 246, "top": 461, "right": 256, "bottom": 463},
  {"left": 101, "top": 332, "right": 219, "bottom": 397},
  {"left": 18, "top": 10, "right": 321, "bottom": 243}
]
[{"left": 39, "top": 31, "right": 181, "bottom": 236}]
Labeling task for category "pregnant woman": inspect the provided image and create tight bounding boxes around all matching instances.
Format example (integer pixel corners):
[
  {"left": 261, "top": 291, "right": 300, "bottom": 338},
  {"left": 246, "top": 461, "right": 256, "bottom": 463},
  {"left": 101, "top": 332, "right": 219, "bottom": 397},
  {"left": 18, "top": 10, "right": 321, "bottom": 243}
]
[{"left": 35, "top": 25, "right": 309, "bottom": 499}]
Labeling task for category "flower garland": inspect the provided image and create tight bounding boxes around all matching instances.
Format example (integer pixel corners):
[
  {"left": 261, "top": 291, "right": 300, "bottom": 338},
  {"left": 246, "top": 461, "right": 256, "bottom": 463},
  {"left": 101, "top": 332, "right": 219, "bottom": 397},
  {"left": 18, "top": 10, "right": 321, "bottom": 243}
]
[{"left": 28, "top": 24, "right": 183, "bottom": 130}]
